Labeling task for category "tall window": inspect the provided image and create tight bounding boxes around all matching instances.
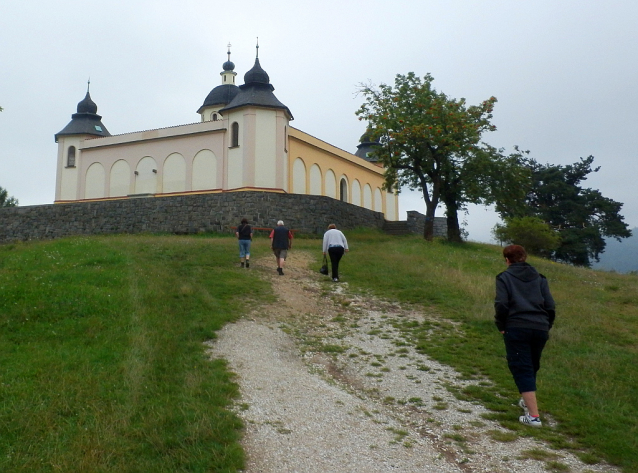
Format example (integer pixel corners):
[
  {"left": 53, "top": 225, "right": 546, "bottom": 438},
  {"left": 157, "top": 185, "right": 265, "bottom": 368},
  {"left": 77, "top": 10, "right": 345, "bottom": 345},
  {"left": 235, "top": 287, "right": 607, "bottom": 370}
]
[
  {"left": 67, "top": 146, "right": 76, "bottom": 167},
  {"left": 231, "top": 122, "right": 239, "bottom": 148},
  {"left": 340, "top": 178, "right": 348, "bottom": 202},
  {"left": 212, "top": 113, "right": 218, "bottom": 121}
]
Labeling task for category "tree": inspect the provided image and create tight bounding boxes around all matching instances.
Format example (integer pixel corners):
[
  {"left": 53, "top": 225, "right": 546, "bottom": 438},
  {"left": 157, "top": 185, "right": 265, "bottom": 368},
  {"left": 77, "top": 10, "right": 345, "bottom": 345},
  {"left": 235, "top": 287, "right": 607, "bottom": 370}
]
[
  {"left": 357, "top": 73, "right": 529, "bottom": 241},
  {"left": 499, "top": 156, "right": 631, "bottom": 266},
  {"left": 0, "top": 186, "right": 19, "bottom": 207},
  {"left": 493, "top": 216, "right": 561, "bottom": 257}
]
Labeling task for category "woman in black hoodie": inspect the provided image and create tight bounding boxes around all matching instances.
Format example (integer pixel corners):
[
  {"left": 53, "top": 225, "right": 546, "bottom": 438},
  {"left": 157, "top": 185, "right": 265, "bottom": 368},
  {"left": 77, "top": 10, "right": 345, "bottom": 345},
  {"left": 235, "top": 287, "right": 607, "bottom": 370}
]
[{"left": 495, "top": 244, "right": 555, "bottom": 427}]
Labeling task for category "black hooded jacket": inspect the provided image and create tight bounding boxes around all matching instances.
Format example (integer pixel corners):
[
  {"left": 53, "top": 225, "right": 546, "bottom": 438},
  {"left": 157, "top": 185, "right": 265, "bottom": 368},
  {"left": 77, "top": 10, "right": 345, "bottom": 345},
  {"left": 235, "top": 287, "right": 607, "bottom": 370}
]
[{"left": 494, "top": 262, "right": 556, "bottom": 332}]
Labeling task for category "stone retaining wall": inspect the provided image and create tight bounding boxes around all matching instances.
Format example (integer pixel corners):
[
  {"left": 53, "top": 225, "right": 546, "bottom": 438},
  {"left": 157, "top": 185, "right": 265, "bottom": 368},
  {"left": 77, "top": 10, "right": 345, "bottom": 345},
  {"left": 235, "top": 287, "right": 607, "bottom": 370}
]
[
  {"left": 0, "top": 192, "right": 387, "bottom": 243},
  {"left": 406, "top": 210, "right": 447, "bottom": 238}
]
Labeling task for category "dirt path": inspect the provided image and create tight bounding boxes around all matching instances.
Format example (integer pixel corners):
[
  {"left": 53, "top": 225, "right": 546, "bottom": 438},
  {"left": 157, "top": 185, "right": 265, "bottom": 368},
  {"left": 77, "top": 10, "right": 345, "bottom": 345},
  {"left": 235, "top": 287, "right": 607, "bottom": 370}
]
[{"left": 207, "top": 251, "right": 617, "bottom": 473}]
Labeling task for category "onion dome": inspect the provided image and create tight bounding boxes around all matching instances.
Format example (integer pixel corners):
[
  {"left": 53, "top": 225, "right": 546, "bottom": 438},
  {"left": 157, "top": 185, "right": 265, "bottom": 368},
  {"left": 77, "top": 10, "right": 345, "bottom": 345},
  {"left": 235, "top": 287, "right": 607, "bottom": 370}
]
[
  {"left": 76, "top": 92, "right": 98, "bottom": 114},
  {"left": 55, "top": 87, "right": 111, "bottom": 142},
  {"left": 243, "top": 58, "right": 270, "bottom": 85},
  {"left": 222, "top": 60, "right": 235, "bottom": 71}
]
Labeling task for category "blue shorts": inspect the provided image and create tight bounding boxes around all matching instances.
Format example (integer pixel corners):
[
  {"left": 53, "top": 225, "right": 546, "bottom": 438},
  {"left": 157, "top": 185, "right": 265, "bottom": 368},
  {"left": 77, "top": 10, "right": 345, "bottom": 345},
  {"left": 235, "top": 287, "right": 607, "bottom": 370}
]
[{"left": 238, "top": 240, "right": 251, "bottom": 258}]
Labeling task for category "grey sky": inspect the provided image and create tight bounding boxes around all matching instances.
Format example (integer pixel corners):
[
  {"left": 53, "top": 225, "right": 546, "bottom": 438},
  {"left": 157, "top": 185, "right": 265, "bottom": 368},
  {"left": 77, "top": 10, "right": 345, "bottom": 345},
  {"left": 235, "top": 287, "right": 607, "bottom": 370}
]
[{"left": 2, "top": 0, "right": 636, "bottom": 242}]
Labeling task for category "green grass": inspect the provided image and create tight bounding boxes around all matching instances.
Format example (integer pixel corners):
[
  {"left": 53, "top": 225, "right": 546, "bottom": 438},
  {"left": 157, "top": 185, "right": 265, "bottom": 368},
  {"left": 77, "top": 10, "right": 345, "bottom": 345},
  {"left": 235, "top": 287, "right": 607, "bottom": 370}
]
[
  {"left": 296, "top": 230, "right": 638, "bottom": 471},
  {"left": 2, "top": 230, "right": 638, "bottom": 472},
  {"left": 0, "top": 235, "right": 272, "bottom": 472}
]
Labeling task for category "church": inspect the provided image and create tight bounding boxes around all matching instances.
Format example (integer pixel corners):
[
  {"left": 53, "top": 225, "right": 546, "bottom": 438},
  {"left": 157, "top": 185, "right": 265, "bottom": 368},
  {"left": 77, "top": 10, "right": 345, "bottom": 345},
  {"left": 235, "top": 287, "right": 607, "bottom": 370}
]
[{"left": 53, "top": 46, "right": 399, "bottom": 221}]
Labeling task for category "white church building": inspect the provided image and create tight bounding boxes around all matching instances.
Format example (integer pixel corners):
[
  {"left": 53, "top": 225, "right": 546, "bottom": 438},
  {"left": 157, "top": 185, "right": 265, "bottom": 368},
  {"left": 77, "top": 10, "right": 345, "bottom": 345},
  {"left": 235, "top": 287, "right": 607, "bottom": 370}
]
[{"left": 54, "top": 47, "right": 398, "bottom": 221}]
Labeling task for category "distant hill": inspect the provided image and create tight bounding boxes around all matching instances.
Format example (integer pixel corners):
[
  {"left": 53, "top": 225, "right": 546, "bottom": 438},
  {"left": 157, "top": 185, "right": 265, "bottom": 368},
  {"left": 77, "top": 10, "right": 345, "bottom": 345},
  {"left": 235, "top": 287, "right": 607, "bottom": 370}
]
[{"left": 592, "top": 227, "right": 638, "bottom": 273}]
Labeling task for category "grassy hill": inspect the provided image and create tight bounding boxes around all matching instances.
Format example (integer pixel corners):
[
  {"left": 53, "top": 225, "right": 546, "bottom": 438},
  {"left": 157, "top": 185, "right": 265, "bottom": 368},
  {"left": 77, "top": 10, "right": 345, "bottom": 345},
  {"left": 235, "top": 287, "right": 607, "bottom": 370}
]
[{"left": 1, "top": 232, "right": 637, "bottom": 471}]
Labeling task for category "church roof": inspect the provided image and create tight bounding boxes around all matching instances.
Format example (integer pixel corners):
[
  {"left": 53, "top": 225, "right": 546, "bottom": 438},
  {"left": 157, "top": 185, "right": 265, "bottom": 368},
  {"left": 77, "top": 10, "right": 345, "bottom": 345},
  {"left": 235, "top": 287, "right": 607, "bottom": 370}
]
[
  {"left": 220, "top": 57, "right": 293, "bottom": 119},
  {"left": 197, "top": 84, "right": 240, "bottom": 113},
  {"left": 55, "top": 91, "right": 111, "bottom": 142}
]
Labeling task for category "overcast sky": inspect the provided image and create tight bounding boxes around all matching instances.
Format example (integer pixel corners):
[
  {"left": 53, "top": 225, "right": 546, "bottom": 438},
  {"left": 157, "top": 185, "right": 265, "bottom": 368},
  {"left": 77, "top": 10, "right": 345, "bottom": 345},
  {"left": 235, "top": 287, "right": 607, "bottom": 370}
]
[{"left": 2, "top": 0, "right": 636, "bottom": 242}]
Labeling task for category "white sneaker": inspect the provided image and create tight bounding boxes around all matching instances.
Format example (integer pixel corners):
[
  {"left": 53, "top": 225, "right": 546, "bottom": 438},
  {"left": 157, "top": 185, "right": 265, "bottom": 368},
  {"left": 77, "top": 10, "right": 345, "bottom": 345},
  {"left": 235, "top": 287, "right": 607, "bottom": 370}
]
[
  {"left": 518, "top": 398, "right": 529, "bottom": 414},
  {"left": 519, "top": 414, "right": 542, "bottom": 427},
  {"left": 333, "top": 278, "right": 339, "bottom": 282}
]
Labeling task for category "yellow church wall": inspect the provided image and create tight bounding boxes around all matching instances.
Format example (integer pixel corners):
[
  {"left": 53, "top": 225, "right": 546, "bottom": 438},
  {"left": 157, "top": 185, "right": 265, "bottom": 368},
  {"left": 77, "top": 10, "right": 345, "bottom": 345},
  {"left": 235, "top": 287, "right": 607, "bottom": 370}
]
[{"left": 287, "top": 127, "right": 398, "bottom": 220}]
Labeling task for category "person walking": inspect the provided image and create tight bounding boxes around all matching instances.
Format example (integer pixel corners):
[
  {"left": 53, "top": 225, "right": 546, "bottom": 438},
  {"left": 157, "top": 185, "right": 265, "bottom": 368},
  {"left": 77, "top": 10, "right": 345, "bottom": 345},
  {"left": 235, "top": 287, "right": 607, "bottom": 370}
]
[
  {"left": 495, "top": 244, "right": 556, "bottom": 427},
  {"left": 322, "top": 223, "right": 349, "bottom": 282},
  {"left": 235, "top": 218, "right": 253, "bottom": 268},
  {"left": 269, "top": 220, "right": 292, "bottom": 275}
]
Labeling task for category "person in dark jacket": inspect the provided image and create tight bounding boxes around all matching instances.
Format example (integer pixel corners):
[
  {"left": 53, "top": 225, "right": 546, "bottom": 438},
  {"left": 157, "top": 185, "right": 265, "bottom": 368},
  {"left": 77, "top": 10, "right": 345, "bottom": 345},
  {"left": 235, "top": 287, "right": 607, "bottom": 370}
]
[
  {"left": 269, "top": 220, "right": 293, "bottom": 275},
  {"left": 495, "top": 244, "right": 556, "bottom": 428},
  {"left": 235, "top": 218, "right": 253, "bottom": 268}
]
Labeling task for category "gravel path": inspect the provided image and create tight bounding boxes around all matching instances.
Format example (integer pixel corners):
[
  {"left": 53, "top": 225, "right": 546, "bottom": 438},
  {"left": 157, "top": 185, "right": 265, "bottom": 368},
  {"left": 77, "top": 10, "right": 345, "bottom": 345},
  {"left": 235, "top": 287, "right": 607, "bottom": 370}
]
[{"left": 207, "top": 252, "right": 618, "bottom": 473}]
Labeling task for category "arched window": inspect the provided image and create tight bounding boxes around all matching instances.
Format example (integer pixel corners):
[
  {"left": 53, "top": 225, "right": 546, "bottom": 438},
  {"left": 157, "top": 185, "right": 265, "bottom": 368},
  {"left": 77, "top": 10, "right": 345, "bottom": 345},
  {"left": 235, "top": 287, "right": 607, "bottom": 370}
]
[
  {"left": 339, "top": 178, "right": 348, "bottom": 202},
  {"left": 231, "top": 122, "right": 239, "bottom": 148},
  {"left": 67, "top": 146, "right": 76, "bottom": 167},
  {"left": 212, "top": 113, "right": 218, "bottom": 122}
]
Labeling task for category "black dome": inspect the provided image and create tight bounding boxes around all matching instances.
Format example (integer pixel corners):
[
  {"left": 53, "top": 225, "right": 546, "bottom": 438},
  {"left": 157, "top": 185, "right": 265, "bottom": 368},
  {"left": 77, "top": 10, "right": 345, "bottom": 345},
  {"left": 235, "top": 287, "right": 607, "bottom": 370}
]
[
  {"left": 77, "top": 92, "right": 98, "bottom": 114},
  {"left": 244, "top": 58, "right": 270, "bottom": 85},
  {"left": 198, "top": 84, "right": 240, "bottom": 112},
  {"left": 223, "top": 60, "right": 235, "bottom": 71}
]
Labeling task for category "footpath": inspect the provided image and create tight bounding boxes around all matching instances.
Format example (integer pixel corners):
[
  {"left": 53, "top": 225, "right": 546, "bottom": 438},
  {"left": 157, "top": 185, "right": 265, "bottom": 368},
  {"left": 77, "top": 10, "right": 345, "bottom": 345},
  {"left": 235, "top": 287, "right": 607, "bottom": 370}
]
[{"left": 207, "top": 251, "right": 618, "bottom": 473}]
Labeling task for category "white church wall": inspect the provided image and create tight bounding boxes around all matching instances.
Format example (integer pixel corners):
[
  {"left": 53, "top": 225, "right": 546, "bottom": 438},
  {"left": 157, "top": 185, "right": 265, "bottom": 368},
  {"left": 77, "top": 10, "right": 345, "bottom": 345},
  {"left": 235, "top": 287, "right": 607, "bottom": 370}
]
[
  {"left": 352, "top": 179, "right": 361, "bottom": 206},
  {"left": 57, "top": 137, "right": 82, "bottom": 201},
  {"left": 374, "top": 188, "right": 383, "bottom": 212},
  {"left": 227, "top": 112, "right": 244, "bottom": 189},
  {"left": 325, "top": 170, "right": 336, "bottom": 198},
  {"left": 192, "top": 149, "right": 218, "bottom": 191},
  {"left": 292, "top": 158, "right": 306, "bottom": 194},
  {"left": 254, "top": 110, "right": 278, "bottom": 188},
  {"left": 135, "top": 156, "right": 158, "bottom": 194},
  {"left": 85, "top": 163, "right": 105, "bottom": 199},
  {"left": 385, "top": 190, "right": 397, "bottom": 221},
  {"left": 163, "top": 153, "right": 186, "bottom": 194},
  {"left": 363, "top": 184, "right": 372, "bottom": 210},
  {"left": 309, "top": 164, "right": 322, "bottom": 195},
  {"left": 110, "top": 160, "right": 130, "bottom": 197},
  {"left": 59, "top": 162, "right": 78, "bottom": 201}
]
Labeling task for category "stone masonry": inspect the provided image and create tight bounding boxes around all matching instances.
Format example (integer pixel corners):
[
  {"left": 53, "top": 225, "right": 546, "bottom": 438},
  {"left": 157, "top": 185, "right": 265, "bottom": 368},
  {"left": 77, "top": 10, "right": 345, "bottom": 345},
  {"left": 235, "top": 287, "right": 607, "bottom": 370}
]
[{"left": 0, "top": 192, "right": 387, "bottom": 244}]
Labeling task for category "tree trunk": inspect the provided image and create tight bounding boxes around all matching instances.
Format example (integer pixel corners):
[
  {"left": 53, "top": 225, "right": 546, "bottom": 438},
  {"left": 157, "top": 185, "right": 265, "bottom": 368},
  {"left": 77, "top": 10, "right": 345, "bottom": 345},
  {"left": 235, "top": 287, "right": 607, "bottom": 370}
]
[
  {"left": 423, "top": 203, "right": 436, "bottom": 241},
  {"left": 444, "top": 199, "right": 463, "bottom": 242}
]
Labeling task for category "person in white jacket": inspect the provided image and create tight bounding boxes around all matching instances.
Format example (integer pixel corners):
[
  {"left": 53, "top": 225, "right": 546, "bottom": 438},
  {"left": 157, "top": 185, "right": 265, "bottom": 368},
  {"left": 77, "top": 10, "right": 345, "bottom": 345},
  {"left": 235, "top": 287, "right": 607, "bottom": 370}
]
[{"left": 322, "top": 224, "right": 349, "bottom": 282}]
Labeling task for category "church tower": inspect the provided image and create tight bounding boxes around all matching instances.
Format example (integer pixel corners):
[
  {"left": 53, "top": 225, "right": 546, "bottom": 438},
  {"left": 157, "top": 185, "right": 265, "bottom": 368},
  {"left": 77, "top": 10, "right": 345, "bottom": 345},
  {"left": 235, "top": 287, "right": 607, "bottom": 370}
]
[
  {"left": 219, "top": 42, "right": 293, "bottom": 191},
  {"left": 197, "top": 45, "right": 240, "bottom": 122},
  {"left": 54, "top": 84, "right": 111, "bottom": 201}
]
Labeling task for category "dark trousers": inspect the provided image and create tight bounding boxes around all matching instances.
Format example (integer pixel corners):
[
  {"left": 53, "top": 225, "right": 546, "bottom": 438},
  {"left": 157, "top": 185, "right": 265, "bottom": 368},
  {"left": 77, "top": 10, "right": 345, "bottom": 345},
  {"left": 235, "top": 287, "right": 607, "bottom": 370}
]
[
  {"left": 328, "top": 246, "right": 345, "bottom": 279},
  {"left": 504, "top": 328, "right": 549, "bottom": 393}
]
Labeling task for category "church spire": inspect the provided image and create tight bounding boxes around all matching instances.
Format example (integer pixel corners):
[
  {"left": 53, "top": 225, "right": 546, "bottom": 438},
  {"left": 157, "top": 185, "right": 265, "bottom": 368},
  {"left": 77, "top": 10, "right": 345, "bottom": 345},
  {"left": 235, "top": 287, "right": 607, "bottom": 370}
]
[{"left": 221, "top": 42, "right": 237, "bottom": 85}]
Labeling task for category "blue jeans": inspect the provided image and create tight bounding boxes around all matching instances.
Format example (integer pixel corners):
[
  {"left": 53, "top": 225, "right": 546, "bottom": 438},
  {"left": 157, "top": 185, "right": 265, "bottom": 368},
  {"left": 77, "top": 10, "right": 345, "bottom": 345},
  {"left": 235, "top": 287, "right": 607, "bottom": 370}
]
[
  {"left": 238, "top": 240, "right": 251, "bottom": 258},
  {"left": 504, "top": 328, "right": 549, "bottom": 393}
]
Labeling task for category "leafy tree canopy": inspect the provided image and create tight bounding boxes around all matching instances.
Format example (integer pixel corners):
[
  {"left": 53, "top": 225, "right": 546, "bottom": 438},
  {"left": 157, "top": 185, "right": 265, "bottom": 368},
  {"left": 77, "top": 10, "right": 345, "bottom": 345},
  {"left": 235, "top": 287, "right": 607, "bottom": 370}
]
[
  {"left": 493, "top": 216, "right": 561, "bottom": 258},
  {"left": 357, "top": 72, "right": 529, "bottom": 241},
  {"left": 0, "top": 186, "right": 19, "bottom": 207},
  {"left": 499, "top": 156, "right": 631, "bottom": 266}
]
